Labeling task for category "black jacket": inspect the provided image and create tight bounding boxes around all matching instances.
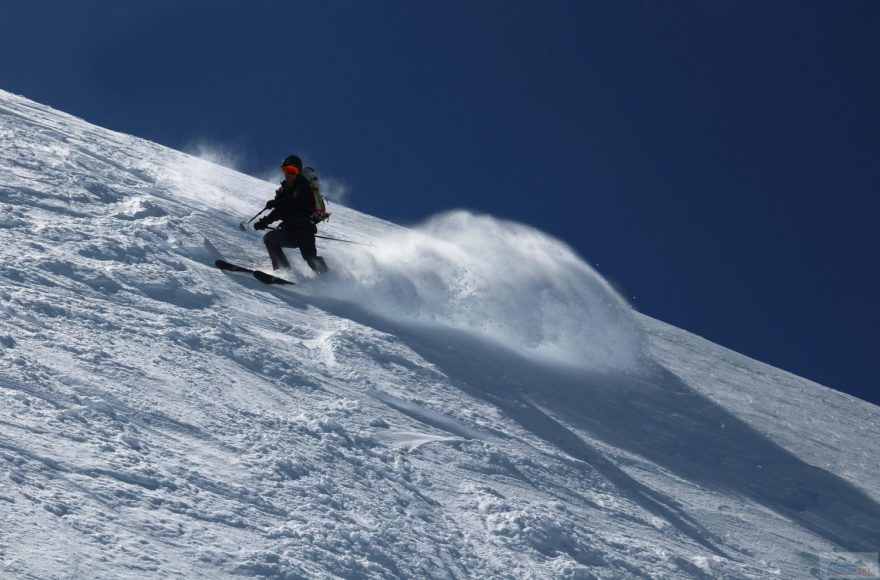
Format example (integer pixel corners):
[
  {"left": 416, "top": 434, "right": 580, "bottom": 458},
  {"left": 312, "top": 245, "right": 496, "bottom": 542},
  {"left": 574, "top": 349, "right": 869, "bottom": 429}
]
[{"left": 263, "top": 174, "right": 317, "bottom": 232}]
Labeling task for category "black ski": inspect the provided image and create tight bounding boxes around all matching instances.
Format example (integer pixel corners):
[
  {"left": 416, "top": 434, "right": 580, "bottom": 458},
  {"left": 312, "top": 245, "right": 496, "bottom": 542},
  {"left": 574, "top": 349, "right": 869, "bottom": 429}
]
[
  {"left": 215, "top": 259, "right": 254, "bottom": 273},
  {"left": 253, "top": 270, "right": 295, "bottom": 285},
  {"left": 215, "top": 259, "right": 295, "bottom": 285}
]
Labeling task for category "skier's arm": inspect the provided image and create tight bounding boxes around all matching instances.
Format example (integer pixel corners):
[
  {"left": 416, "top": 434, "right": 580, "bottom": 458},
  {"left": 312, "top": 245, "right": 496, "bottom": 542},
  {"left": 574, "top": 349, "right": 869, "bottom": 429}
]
[
  {"left": 254, "top": 208, "right": 280, "bottom": 230},
  {"left": 255, "top": 186, "right": 285, "bottom": 228}
]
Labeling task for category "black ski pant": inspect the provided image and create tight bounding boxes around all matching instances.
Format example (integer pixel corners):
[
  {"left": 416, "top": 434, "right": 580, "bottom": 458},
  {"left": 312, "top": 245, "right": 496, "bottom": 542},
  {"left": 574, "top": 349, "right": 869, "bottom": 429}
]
[{"left": 263, "top": 228, "right": 327, "bottom": 272}]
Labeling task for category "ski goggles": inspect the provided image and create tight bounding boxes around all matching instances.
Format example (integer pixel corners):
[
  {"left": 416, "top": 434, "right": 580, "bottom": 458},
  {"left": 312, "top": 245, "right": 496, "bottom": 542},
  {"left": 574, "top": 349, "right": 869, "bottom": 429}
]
[{"left": 281, "top": 165, "right": 300, "bottom": 175}]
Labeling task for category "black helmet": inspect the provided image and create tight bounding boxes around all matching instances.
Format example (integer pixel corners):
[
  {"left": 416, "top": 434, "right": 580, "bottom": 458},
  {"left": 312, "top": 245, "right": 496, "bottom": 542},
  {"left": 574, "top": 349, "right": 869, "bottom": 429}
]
[{"left": 281, "top": 155, "right": 303, "bottom": 171}]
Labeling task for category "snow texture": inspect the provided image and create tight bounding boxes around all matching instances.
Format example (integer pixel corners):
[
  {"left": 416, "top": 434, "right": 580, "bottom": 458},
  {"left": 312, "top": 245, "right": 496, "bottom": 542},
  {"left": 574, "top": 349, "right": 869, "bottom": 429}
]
[{"left": 0, "top": 88, "right": 878, "bottom": 579}]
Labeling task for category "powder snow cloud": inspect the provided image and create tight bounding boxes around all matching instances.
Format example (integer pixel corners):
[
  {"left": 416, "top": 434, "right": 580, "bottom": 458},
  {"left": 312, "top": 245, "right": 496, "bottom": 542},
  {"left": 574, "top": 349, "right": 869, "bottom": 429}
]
[{"left": 312, "top": 210, "right": 647, "bottom": 373}]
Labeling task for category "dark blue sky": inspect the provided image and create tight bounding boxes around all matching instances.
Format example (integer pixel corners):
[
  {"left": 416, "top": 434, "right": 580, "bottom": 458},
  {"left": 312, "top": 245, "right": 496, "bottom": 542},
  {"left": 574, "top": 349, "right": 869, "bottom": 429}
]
[{"left": 3, "top": 1, "right": 878, "bottom": 404}]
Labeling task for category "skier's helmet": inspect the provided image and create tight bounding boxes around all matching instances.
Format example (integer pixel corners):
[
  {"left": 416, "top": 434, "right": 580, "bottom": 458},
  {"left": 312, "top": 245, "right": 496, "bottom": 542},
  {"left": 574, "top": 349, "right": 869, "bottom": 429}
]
[{"left": 281, "top": 155, "right": 303, "bottom": 172}]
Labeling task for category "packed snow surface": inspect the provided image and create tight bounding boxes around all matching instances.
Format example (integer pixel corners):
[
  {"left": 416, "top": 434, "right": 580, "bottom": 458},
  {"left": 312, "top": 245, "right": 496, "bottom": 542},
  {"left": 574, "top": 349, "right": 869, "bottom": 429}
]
[{"left": 1, "top": 88, "right": 878, "bottom": 579}]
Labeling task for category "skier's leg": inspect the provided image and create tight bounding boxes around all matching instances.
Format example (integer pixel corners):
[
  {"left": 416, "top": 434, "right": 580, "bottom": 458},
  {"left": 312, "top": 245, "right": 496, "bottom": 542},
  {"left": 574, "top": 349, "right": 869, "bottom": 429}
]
[
  {"left": 298, "top": 234, "right": 328, "bottom": 273},
  {"left": 263, "top": 230, "right": 291, "bottom": 270},
  {"left": 307, "top": 256, "right": 328, "bottom": 273}
]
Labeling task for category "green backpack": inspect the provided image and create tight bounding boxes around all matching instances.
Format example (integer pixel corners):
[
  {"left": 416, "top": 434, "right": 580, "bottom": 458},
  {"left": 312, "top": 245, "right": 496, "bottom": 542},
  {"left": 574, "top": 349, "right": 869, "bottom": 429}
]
[{"left": 303, "top": 166, "right": 330, "bottom": 222}]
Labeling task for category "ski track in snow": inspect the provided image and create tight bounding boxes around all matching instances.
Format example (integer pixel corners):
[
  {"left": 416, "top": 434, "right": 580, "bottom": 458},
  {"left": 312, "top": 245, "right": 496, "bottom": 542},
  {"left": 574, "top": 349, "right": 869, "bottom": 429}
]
[{"left": 1, "top": 88, "right": 879, "bottom": 579}]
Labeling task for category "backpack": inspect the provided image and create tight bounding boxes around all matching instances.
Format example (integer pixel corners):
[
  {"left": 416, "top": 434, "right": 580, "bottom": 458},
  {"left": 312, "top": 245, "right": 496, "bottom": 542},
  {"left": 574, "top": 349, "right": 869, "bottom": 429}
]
[{"left": 302, "top": 166, "right": 331, "bottom": 223}]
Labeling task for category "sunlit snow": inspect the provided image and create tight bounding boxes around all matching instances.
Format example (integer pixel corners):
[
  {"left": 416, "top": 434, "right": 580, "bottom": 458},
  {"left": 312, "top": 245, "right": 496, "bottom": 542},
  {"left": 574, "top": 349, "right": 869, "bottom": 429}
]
[{"left": 1, "top": 89, "right": 878, "bottom": 579}]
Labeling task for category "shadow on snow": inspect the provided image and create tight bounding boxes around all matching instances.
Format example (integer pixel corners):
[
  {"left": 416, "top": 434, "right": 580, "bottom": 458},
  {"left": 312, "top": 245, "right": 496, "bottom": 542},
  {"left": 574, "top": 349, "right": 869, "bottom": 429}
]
[{"left": 247, "top": 281, "right": 880, "bottom": 558}]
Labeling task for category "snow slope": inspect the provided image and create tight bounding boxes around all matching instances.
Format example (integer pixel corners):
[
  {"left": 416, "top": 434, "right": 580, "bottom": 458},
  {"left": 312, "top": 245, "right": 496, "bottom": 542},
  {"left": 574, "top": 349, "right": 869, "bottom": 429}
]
[{"left": 1, "top": 88, "right": 878, "bottom": 579}]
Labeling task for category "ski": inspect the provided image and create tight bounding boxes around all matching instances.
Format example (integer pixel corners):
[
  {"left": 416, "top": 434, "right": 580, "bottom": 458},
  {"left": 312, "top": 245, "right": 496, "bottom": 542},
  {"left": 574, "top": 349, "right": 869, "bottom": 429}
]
[
  {"left": 215, "top": 259, "right": 254, "bottom": 273},
  {"left": 252, "top": 270, "right": 295, "bottom": 285},
  {"left": 215, "top": 259, "right": 295, "bottom": 285}
]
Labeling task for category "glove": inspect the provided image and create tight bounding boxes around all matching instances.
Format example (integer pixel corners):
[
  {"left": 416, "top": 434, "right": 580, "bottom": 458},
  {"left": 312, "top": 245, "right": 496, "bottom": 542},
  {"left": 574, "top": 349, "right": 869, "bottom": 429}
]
[
  {"left": 253, "top": 217, "right": 271, "bottom": 231},
  {"left": 264, "top": 199, "right": 276, "bottom": 209}
]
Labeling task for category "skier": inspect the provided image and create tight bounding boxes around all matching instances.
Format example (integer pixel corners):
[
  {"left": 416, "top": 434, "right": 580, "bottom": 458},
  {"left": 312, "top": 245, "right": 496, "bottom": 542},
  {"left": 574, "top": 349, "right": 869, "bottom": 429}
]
[{"left": 253, "top": 155, "right": 328, "bottom": 273}]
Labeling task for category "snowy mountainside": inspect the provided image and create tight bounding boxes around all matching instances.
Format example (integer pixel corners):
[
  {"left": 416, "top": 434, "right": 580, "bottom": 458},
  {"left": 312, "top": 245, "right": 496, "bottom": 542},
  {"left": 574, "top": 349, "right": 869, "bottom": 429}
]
[{"left": 1, "top": 88, "right": 879, "bottom": 579}]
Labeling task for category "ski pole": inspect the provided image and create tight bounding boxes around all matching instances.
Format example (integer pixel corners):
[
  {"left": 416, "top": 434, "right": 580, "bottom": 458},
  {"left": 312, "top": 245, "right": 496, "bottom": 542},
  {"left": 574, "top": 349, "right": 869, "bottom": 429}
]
[
  {"left": 316, "top": 234, "right": 373, "bottom": 247},
  {"left": 239, "top": 208, "right": 268, "bottom": 231},
  {"left": 261, "top": 226, "right": 372, "bottom": 247}
]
